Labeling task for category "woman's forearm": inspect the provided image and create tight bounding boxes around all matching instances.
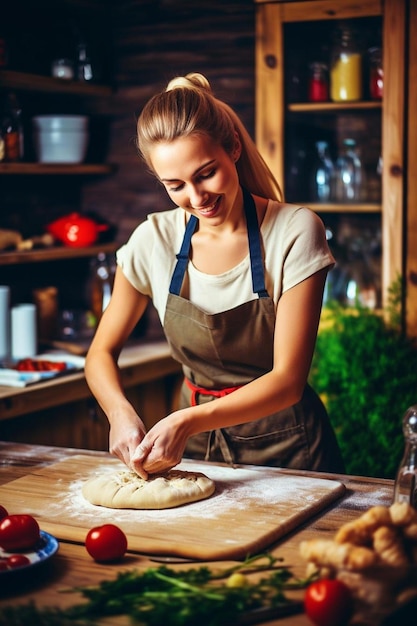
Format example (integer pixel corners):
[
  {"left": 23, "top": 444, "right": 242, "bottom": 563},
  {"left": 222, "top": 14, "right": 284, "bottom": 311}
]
[
  {"left": 186, "top": 367, "right": 304, "bottom": 435},
  {"left": 85, "top": 348, "right": 138, "bottom": 424}
]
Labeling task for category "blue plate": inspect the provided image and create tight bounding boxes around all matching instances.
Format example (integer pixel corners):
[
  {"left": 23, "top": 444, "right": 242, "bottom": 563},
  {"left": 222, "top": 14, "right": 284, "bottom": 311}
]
[{"left": 0, "top": 530, "right": 59, "bottom": 576}]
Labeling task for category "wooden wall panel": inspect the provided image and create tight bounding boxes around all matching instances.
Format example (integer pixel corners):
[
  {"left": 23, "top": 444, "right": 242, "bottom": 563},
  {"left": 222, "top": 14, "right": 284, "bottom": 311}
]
[{"left": 82, "top": 0, "right": 256, "bottom": 243}]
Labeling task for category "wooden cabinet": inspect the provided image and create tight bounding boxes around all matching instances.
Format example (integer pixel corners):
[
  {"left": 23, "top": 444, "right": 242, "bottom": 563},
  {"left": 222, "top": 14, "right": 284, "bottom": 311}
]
[{"left": 254, "top": 0, "right": 416, "bottom": 335}]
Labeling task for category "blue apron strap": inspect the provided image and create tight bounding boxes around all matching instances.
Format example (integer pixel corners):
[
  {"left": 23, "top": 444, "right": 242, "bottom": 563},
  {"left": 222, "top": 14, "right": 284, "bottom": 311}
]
[
  {"left": 169, "top": 189, "right": 269, "bottom": 298},
  {"left": 242, "top": 187, "right": 269, "bottom": 298},
  {"left": 169, "top": 215, "right": 198, "bottom": 295}
]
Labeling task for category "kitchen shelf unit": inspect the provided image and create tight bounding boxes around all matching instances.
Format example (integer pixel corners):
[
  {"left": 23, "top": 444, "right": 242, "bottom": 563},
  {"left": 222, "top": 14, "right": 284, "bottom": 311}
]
[
  {"left": 0, "top": 163, "right": 114, "bottom": 175},
  {"left": 0, "top": 242, "right": 118, "bottom": 267},
  {"left": 0, "top": 69, "right": 113, "bottom": 97},
  {"left": 0, "top": 69, "right": 116, "bottom": 175},
  {"left": 0, "top": 0, "right": 118, "bottom": 318},
  {"left": 286, "top": 101, "right": 383, "bottom": 214},
  {"left": 0, "top": 71, "right": 117, "bottom": 291},
  {"left": 254, "top": 0, "right": 417, "bottom": 335}
]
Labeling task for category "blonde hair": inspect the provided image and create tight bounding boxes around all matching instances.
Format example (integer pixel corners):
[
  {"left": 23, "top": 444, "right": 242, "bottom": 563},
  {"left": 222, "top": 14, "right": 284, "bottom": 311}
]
[{"left": 136, "top": 73, "right": 283, "bottom": 202}]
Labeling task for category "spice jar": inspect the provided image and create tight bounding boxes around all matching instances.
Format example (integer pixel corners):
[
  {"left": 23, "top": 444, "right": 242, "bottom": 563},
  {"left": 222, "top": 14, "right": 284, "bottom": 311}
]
[
  {"left": 51, "top": 58, "right": 74, "bottom": 80},
  {"left": 308, "top": 62, "right": 329, "bottom": 102},
  {"left": 334, "top": 138, "right": 365, "bottom": 202},
  {"left": 368, "top": 47, "right": 383, "bottom": 99},
  {"left": 330, "top": 25, "right": 363, "bottom": 102}
]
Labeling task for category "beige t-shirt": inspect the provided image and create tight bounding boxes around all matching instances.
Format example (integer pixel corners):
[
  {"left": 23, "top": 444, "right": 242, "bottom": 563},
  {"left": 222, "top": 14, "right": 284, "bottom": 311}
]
[{"left": 116, "top": 200, "right": 335, "bottom": 319}]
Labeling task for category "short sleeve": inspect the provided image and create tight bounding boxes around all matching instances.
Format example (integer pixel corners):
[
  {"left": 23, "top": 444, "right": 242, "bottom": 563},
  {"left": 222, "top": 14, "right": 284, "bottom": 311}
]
[{"left": 280, "top": 207, "right": 335, "bottom": 293}]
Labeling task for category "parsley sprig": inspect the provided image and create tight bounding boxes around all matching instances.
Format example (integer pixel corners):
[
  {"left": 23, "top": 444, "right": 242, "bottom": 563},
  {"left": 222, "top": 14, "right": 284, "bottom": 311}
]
[{"left": 0, "top": 553, "right": 311, "bottom": 625}]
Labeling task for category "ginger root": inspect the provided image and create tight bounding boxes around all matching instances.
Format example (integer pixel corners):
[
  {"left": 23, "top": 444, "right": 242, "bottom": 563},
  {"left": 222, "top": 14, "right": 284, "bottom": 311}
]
[
  {"left": 335, "top": 506, "right": 391, "bottom": 546},
  {"left": 300, "top": 503, "right": 417, "bottom": 624},
  {"left": 373, "top": 525, "right": 410, "bottom": 567},
  {"left": 300, "top": 502, "right": 417, "bottom": 573},
  {"left": 300, "top": 539, "right": 376, "bottom": 571}
]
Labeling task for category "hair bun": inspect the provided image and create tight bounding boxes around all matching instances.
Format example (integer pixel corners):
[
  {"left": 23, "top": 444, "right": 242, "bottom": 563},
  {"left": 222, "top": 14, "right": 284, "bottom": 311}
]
[{"left": 166, "top": 72, "right": 212, "bottom": 93}]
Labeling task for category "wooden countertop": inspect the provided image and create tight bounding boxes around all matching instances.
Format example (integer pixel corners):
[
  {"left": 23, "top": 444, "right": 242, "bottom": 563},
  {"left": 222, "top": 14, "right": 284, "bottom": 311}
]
[
  {"left": 0, "top": 442, "right": 395, "bottom": 625},
  {"left": 0, "top": 341, "right": 182, "bottom": 421}
]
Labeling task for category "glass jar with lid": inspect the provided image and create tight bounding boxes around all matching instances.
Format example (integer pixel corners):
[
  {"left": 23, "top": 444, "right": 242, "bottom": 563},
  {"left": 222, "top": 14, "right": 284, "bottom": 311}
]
[
  {"left": 334, "top": 139, "right": 365, "bottom": 202},
  {"left": 330, "top": 25, "right": 363, "bottom": 102}
]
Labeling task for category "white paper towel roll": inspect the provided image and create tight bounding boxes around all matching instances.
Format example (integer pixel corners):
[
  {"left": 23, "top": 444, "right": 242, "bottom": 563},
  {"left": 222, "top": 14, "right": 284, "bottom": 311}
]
[
  {"left": 0, "top": 286, "right": 10, "bottom": 361},
  {"left": 11, "top": 303, "right": 38, "bottom": 360}
]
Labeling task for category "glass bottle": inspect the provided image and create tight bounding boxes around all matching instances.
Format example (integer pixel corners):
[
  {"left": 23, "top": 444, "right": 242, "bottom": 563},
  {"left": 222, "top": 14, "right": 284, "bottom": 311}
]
[
  {"left": 393, "top": 406, "right": 417, "bottom": 510},
  {"left": 308, "top": 62, "right": 329, "bottom": 102},
  {"left": 334, "top": 139, "right": 364, "bottom": 202},
  {"left": 89, "top": 253, "right": 115, "bottom": 326},
  {"left": 77, "top": 42, "right": 93, "bottom": 81},
  {"left": 310, "top": 141, "right": 334, "bottom": 202},
  {"left": 1, "top": 93, "right": 23, "bottom": 162},
  {"left": 330, "top": 25, "right": 363, "bottom": 102}
]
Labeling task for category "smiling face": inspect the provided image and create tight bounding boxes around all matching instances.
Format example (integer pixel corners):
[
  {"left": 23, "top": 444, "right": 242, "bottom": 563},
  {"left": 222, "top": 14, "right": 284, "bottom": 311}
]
[{"left": 149, "top": 133, "right": 242, "bottom": 228}]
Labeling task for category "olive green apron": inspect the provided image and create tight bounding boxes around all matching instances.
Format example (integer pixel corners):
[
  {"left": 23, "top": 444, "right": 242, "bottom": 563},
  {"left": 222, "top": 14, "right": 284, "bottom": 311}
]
[{"left": 163, "top": 188, "right": 345, "bottom": 473}]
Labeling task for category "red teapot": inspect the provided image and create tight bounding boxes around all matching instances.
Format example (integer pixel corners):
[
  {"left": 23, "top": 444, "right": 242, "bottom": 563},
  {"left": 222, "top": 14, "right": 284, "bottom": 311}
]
[{"left": 46, "top": 213, "right": 109, "bottom": 247}]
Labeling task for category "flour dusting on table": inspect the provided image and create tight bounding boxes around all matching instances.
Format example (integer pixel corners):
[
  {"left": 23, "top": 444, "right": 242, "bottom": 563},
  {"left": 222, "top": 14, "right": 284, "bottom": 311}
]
[{"left": 43, "top": 459, "right": 343, "bottom": 524}]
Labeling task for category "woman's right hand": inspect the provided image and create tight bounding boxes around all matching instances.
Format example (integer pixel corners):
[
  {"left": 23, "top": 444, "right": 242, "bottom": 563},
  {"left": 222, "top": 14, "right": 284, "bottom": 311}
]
[
  {"left": 108, "top": 412, "right": 148, "bottom": 477},
  {"left": 84, "top": 267, "right": 151, "bottom": 478}
]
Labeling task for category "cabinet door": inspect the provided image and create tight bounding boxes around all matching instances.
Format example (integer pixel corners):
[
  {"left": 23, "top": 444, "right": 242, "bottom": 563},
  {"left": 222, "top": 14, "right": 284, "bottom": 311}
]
[
  {"left": 407, "top": 0, "right": 417, "bottom": 336},
  {"left": 255, "top": 0, "right": 406, "bottom": 313}
]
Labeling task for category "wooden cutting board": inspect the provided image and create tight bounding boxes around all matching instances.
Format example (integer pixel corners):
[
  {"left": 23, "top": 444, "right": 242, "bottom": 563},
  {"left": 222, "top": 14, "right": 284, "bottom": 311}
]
[{"left": 0, "top": 455, "right": 345, "bottom": 560}]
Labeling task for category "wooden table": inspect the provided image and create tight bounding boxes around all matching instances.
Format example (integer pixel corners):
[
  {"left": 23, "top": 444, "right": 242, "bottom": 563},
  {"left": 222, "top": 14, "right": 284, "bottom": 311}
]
[{"left": 0, "top": 442, "right": 395, "bottom": 625}]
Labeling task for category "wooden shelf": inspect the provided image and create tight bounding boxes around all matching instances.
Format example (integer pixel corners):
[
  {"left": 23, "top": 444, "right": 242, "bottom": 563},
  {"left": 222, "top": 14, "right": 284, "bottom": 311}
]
[
  {"left": 308, "top": 202, "right": 382, "bottom": 213},
  {"left": 0, "top": 163, "right": 115, "bottom": 175},
  {"left": 0, "top": 70, "right": 113, "bottom": 97},
  {"left": 0, "top": 242, "right": 119, "bottom": 266},
  {"left": 288, "top": 101, "right": 382, "bottom": 113}
]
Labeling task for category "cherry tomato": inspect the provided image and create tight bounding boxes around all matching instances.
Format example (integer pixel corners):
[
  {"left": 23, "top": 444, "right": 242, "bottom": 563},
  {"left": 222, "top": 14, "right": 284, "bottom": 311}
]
[
  {"left": 6, "top": 554, "right": 31, "bottom": 569},
  {"left": 85, "top": 524, "right": 127, "bottom": 562},
  {"left": 304, "top": 578, "right": 353, "bottom": 626},
  {"left": 0, "top": 506, "right": 8, "bottom": 521},
  {"left": 0, "top": 514, "right": 40, "bottom": 552}
]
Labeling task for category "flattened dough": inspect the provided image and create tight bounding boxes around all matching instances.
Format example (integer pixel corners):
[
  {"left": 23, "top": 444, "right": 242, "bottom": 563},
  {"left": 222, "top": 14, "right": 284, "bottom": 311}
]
[{"left": 82, "top": 469, "right": 215, "bottom": 510}]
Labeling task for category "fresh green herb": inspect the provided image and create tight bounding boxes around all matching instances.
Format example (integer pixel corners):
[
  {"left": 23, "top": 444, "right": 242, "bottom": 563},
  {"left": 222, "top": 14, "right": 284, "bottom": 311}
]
[
  {"left": 0, "top": 554, "right": 311, "bottom": 625},
  {"left": 310, "top": 291, "right": 417, "bottom": 478}
]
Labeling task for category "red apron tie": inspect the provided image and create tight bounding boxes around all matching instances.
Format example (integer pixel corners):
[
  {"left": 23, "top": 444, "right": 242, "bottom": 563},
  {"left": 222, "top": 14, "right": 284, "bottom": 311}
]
[{"left": 184, "top": 377, "right": 243, "bottom": 407}]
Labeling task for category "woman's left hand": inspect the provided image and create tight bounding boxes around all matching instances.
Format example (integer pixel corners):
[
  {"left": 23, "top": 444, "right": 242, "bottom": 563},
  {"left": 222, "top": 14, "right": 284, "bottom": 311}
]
[{"left": 130, "top": 409, "right": 193, "bottom": 476}]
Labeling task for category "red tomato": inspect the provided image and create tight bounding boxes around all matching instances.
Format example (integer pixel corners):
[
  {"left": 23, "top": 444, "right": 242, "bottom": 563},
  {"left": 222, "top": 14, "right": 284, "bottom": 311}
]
[
  {"left": 0, "top": 506, "right": 8, "bottom": 521},
  {"left": 85, "top": 524, "right": 127, "bottom": 562},
  {"left": 304, "top": 578, "right": 353, "bottom": 626},
  {"left": 6, "top": 554, "right": 31, "bottom": 569},
  {"left": 0, "top": 514, "right": 40, "bottom": 552}
]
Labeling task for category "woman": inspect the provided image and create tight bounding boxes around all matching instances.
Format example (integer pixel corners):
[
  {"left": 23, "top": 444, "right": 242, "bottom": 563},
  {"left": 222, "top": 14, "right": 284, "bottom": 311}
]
[{"left": 85, "top": 72, "right": 344, "bottom": 479}]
